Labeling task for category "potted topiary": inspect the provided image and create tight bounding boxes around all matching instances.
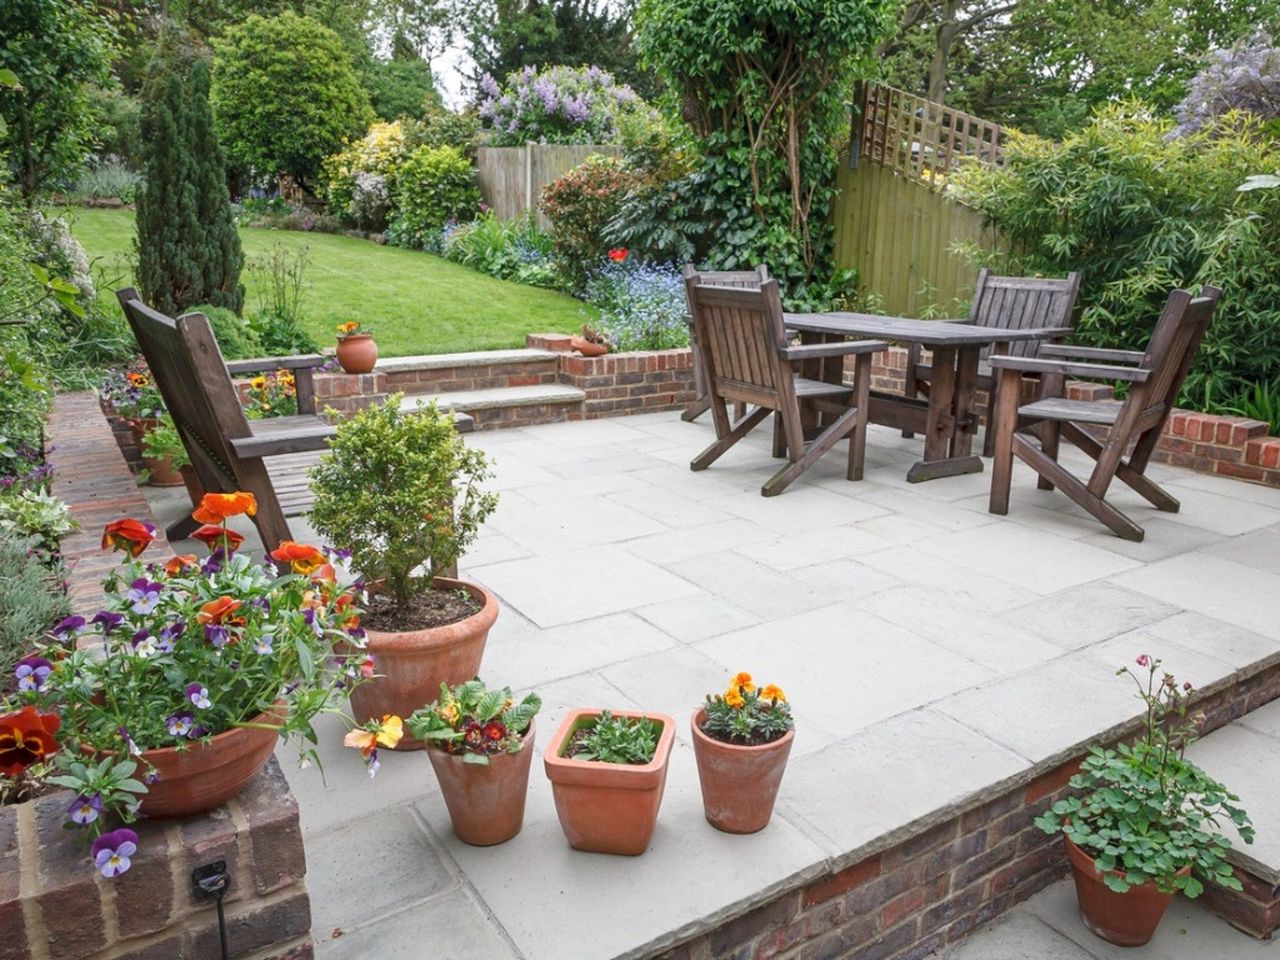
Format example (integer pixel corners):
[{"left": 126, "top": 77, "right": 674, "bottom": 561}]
[
  {"left": 407, "top": 679, "right": 541, "bottom": 845},
  {"left": 1035, "top": 655, "right": 1254, "bottom": 947},
  {"left": 0, "top": 492, "right": 380, "bottom": 879},
  {"left": 691, "top": 672, "right": 794, "bottom": 834},
  {"left": 543, "top": 708, "right": 676, "bottom": 856},
  {"left": 335, "top": 320, "right": 378, "bottom": 373},
  {"left": 140, "top": 415, "right": 189, "bottom": 487},
  {"left": 308, "top": 396, "right": 499, "bottom": 749}
]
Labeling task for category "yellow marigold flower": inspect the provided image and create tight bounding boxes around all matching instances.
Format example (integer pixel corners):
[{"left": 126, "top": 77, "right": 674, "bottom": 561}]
[
  {"left": 250, "top": 376, "right": 266, "bottom": 389},
  {"left": 724, "top": 689, "right": 745, "bottom": 709},
  {"left": 731, "top": 671, "right": 756, "bottom": 694},
  {"left": 761, "top": 684, "right": 786, "bottom": 702}
]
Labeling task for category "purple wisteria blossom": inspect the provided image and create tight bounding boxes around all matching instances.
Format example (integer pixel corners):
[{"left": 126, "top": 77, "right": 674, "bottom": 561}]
[{"left": 477, "top": 64, "right": 650, "bottom": 146}]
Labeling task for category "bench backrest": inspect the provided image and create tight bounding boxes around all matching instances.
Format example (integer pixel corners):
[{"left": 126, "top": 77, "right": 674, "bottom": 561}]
[
  {"left": 971, "top": 269, "right": 1082, "bottom": 359},
  {"left": 687, "top": 279, "right": 794, "bottom": 410},
  {"left": 1128, "top": 286, "right": 1221, "bottom": 426}
]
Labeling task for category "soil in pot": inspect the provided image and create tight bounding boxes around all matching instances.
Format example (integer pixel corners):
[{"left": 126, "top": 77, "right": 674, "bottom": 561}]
[
  {"left": 348, "top": 579, "right": 498, "bottom": 751},
  {"left": 691, "top": 708, "right": 794, "bottom": 834},
  {"left": 1064, "top": 835, "right": 1188, "bottom": 947},
  {"left": 428, "top": 720, "right": 535, "bottom": 846}
]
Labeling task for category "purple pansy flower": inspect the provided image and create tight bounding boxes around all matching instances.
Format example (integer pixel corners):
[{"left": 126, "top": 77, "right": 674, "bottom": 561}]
[
  {"left": 302, "top": 608, "right": 323, "bottom": 637},
  {"left": 365, "top": 748, "right": 380, "bottom": 779},
  {"left": 53, "top": 615, "right": 86, "bottom": 638},
  {"left": 166, "top": 711, "right": 196, "bottom": 738},
  {"left": 117, "top": 726, "right": 142, "bottom": 757},
  {"left": 157, "top": 620, "right": 185, "bottom": 652},
  {"left": 186, "top": 683, "right": 211, "bottom": 709},
  {"left": 201, "top": 548, "right": 226, "bottom": 575},
  {"left": 67, "top": 793, "right": 104, "bottom": 825},
  {"left": 204, "top": 624, "right": 230, "bottom": 648},
  {"left": 15, "top": 657, "right": 53, "bottom": 693},
  {"left": 252, "top": 634, "right": 274, "bottom": 655},
  {"left": 91, "top": 828, "right": 139, "bottom": 878},
  {"left": 131, "top": 631, "right": 157, "bottom": 658},
  {"left": 125, "top": 577, "right": 163, "bottom": 614},
  {"left": 91, "top": 610, "right": 125, "bottom": 633}
]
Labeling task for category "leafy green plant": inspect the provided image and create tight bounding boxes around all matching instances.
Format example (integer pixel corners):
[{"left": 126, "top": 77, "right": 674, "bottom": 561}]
[
  {"left": 140, "top": 416, "right": 190, "bottom": 467},
  {"left": 0, "top": 536, "right": 69, "bottom": 663},
  {"left": 1224, "top": 378, "right": 1280, "bottom": 435},
  {"left": 307, "top": 396, "right": 498, "bottom": 611},
  {"left": 0, "top": 489, "right": 77, "bottom": 554},
  {"left": 386, "top": 145, "right": 480, "bottom": 250},
  {"left": 541, "top": 155, "right": 637, "bottom": 291},
  {"left": 568, "top": 710, "right": 659, "bottom": 765},
  {"left": 247, "top": 243, "right": 319, "bottom": 354},
  {"left": 701, "top": 672, "right": 793, "bottom": 746},
  {"left": 73, "top": 160, "right": 142, "bottom": 204},
  {"left": 185, "top": 302, "right": 262, "bottom": 361},
  {"left": 442, "top": 212, "right": 560, "bottom": 288},
  {"left": 407, "top": 679, "right": 541, "bottom": 764},
  {"left": 1035, "top": 656, "right": 1253, "bottom": 897}
]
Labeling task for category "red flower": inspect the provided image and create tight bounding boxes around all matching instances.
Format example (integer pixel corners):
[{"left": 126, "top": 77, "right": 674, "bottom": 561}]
[
  {"left": 101, "top": 519, "right": 156, "bottom": 558},
  {"left": 192, "top": 491, "right": 257, "bottom": 525},
  {"left": 483, "top": 720, "right": 506, "bottom": 742},
  {"left": 191, "top": 525, "right": 245, "bottom": 552},
  {"left": 0, "top": 707, "right": 61, "bottom": 775},
  {"left": 163, "top": 554, "right": 198, "bottom": 575},
  {"left": 607, "top": 248, "right": 629, "bottom": 262},
  {"left": 197, "top": 596, "right": 243, "bottom": 625},
  {"left": 270, "top": 541, "right": 327, "bottom": 575}
]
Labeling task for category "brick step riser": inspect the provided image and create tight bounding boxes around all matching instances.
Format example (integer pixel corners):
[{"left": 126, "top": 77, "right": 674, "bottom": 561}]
[{"left": 384, "top": 360, "right": 561, "bottom": 395}]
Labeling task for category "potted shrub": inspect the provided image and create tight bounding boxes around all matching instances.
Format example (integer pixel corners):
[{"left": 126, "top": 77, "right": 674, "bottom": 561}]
[
  {"left": 140, "top": 415, "right": 189, "bottom": 487},
  {"left": 308, "top": 396, "right": 499, "bottom": 749},
  {"left": 570, "top": 322, "right": 609, "bottom": 358},
  {"left": 1035, "top": 655, "right": 1254, "bottom": 947},
  {"left": 543, "top": 708, "right": 676, "bottom": 856},
  {"left": 691, "top": 672, "right": 794, "bottom": 834},
  {"left": 407, "top": 679, "right": 541, "bottom": 845},
  {"left": 335, "top": 320, "right": 378, "bottom": 374},
  {"left": 0, "top": 492, "right": 380, "bottom": 878},
  {"left": 100, "top": 360, "right": 166, "bottom": 443}
]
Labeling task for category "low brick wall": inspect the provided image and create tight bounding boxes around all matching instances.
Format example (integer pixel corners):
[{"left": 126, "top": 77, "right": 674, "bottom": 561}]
[
  {"left": 1, "top": 760, "right": 311, "bottom": 960},
  {"left": 559, "top": 349, "right": 696, "bottom": 418},
  {"left": 654, "top": 663, "right": 1280, "bottom": 960}
]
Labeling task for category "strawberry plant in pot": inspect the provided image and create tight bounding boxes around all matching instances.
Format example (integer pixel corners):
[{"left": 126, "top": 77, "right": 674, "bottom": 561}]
[
  {"left": 544, "top": 708, "right": 675, "bottom": 856},
  {"left": 1035, "top": 655, "right": 1254, "bottom": 947},
  {"left": 692, "top": 672, "right": 794, "bottom": 834},
  {"left": 0, "top": 492, "right": 380, "bottom": 879},
  {"left": 407, "top": 679, "right": 541, "bottom": 845},
  {"left": 308, "top": 396, "right": 499, "bottom": 749}
]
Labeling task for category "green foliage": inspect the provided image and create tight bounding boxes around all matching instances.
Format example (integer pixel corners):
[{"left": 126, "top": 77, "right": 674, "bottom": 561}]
[
  {"left": 135, "top": 28, "right": 244, "bottom": 316},
  {"left": 0, "top": 536, "right": 69, "bottom": 668},
  {"left": 402, "top": 106, "right": 484, "bottom": 159},
  {"left": 364, "top": 58, "right": 441, "bottom": 121},
  {"left": 636, "top": 0, "right": 896, "bottom": 305},
  {"left": 407, "top": 679, "right": 541, "bottom": 764},
  {"left": 245, "top": 243, "right": 319, "bottom": 354},
  {"left": 1035, "top": 657, "right": 1253, "bottom": 897},
  {"left": 0, "top": 0, "right": 115, "bottom": 200},
  {"left": 211, "top": 12, "right": 375, "bottom": 186},
  {"left": 0, "top": 489, "right": 76, "bottom": 556},
  {"left": 950, "top": 107, "right": 1280, "bottom": 404},
  {"left": 541, "top": 154, "right": 637, "bottom": 290},
  {"left": 186, "top": 302, "right": 262, "bottom": 360},
  {"left": 308, "top": 396, "right": 499, "bottom": 610},
  {"left": 73, "top": 160, "right": 142, "bottom": 204},
  {"left": 701, "top": 674, "right": 793, "bottom": 746},
  {"left": 140, "top": 415, "right": 190, "bottom": 469},
  {"left": 568, "top": 710, "right": 659, "bottom": 765},
  {"left": 441, "top": 212, "right": 560, "bottom": 288},
  {"left": 87, "top": 84, "right": 142, "bottom": 167},
  {"left": 1224, "top": 379, "right": 1280, "bottom": 436},
  {"left": 320, "top": 121, "right": 407, "bottom": 231},
  {"left": 386, "top": 145, "right": 480, "bottom": 249}
]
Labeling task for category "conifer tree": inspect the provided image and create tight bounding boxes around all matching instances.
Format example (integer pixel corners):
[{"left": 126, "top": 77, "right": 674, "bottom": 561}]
[{"left": 135, "top": 27, "right": 243, "bottom": 315}]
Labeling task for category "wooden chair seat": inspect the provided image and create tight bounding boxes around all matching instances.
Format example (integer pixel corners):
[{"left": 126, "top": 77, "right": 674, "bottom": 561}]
[
  {"left": 794, "top": 377, "right": 855, "bottom": 399},
  {"left": 1016, "top": 397, "right": 1124, "bottom": 426}
]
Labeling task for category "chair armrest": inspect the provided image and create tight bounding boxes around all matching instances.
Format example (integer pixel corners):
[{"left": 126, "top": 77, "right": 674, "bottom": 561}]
[
  {"left": 988, "top": 354, "right": 1151, "bottom": 382},
  {"left": 224, "top": 354, "right": 326, "bottom": 375},
  {"left": 1038, "top": 344, "right": 1146, "bottom": 364},
  {"left": 781, "top": 340, "right": 888, "bottom": 360},
  {"left": 229, "top": 424, "right": 335, "bottom": 459}
]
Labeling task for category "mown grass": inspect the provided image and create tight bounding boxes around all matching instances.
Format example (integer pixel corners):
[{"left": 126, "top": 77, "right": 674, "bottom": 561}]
[{"left": 65, "top": 206, "right": 587, "bottom": 357}]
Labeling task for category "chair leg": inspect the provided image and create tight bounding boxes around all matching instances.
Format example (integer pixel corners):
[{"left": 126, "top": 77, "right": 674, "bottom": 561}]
[
  {"left": 772, "top": 411, "right": 786, "bottom": 458},
  {"left": 691, "top": 406, "right": 771, "bottom": 472},
  {"left": 681, "top": 394, "right": 711, "bottom": 423},
  {"left": 234, "top": 459, "right": 295, "bottom": 564},
  {"left": 982, "top": 388, "right": 997, "bottom": 458},
  {"left": 848, "top": 353, "right": 872, "bottom": 482},
  {"left": 1012, "top": 435, "right": 1144, "bottom": 541},
  {"left": 1036, "top": 419, "right": 1060, "bottom": 491},
  {"left": 763, "top": 406, "right": 861, "bottom": 497},
  {"left": 166, "top": 514, "right": 200, "bottom": 542},
  {"left": 988, "top": 370, "right": 1021, "bottom": 516},
  {"left": 1060, "top": 423, "right": 1181, "bottom": 513}
]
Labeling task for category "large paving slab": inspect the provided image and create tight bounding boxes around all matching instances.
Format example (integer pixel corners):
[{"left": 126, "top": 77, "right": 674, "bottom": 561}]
[{"left": 139, "top": 413, "right": 1280, "bottom": 960}]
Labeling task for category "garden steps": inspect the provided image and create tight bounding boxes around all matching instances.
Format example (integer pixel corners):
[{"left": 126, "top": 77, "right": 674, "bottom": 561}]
[
  {"left": 377, "top": 348, "right": 563, "bottom": 397},
  {"left": 399, "top": 383, "right": 585, "bottom": 428}
]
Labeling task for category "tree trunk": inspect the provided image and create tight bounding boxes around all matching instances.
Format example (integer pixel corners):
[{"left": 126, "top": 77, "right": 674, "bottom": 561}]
[{"left": 927, "top": 0, "right": 961, "bottom": 103}]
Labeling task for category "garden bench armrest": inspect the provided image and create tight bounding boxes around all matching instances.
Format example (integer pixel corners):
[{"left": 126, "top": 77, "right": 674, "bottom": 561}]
[
  {"left": 780, "top": 340, "right": 888, "bottom": 361},
  {"left": 224, "top": 354, "right": 327, "bottom": 374},
  {"left": 988, "top": 355, "right": 1151, "bottom": 382},
  {"left": 1037, "top": 344, "right": 1146, "bottom": 364}
]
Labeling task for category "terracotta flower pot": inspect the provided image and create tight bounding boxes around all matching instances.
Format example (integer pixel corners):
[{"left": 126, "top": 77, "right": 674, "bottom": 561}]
[
  {"left": 570, "top": 336, "right": 608, "bottom": 358},
  {"left": 336, "top": 334, "right": 378, "bottom": 374},
  {"left": 128, "top": 417, "right": 162, "bottom": 447},
  {"left": 1064, "top": 835, "right": 1189, "bottom": 946},
  {"left": 543, "top": 708, "right": 676, "bottom": 856},
  {"left": 690, "top": 707, "right": 794, "bottom": 834},
  {"left": 179, "top": 464, "right": 205, "bottom": 507},
  {"left": 143, "top": 455, "right": 185, "bottom": 487},
  {"left": 349, "top": 578, "right": 497, "bottom": 751},
  {"left": 133, "top": 712, "right": 281, "bottom": 819},
  {"left": 427, "top": 720, "right": 535, "bottom": 846}
]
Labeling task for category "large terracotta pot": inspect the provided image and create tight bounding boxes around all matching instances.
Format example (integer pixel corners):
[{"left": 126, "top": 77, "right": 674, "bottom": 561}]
[
  {"left": 427, "top": 720, "right": 535, "bottom": 846},
  {"left": 336, "top": 334, "right": 378, "bottom": 374},
  {"left": 543, "top": 708, "right": 675, "bottom": 856},
  {"left": 1065, "top": 835, "right": 1188, "bottom": 946},
  {"left": 143, "top": 455, "right": 185, "bottom": 487},
  {"left": 349, "top": 578, "right": 497, "bottom": 751},
  {"left": 133, "top": 712, "right": 281, "bottom": 819},
  {"left": 690, "top": 707, "right": 794, "bottom": 834}
]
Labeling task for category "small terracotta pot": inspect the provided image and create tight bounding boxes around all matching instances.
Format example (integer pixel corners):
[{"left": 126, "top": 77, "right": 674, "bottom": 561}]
[
  {"left": 690, "top": 708, "right": 794, "bottom": 834},
  {"left": 570, "top": 336, "right": 608, "bottom": 358},
  {"left": 349, "top": 578, "right": 497, "bottom": 751},
  {"left": 128, "top": 417, "right": 162, "bottom": 447},
  {"left": 336, "top": 334, "right": 378, "bottom": 374},
  {"left": 427, "top": 720, "right": 536, "bottom": 846},
  {"left": 143, "top": 455, "right": 185, "bottom": 487},
  {"left": 543, "top": 708, "right": 676, "bottom": 856},
  {"left": 1064, "top": 835, "right": 1188, "bottom": 946},
  {"left": 179, "top": 464, "right": 205, "bottom": 507},
  {"left": 130, "top": 711, "right": 281, "bottom": 819}
]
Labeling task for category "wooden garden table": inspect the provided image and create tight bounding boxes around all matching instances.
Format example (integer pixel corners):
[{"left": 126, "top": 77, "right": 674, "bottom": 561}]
[{"left": 782, "top": 312, "right": 1071, "bottom": 482}]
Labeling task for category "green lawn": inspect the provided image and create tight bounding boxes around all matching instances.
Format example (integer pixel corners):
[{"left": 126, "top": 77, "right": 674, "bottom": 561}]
[{"left": 65, "top": 206, "right": 586, "bottom": 357}]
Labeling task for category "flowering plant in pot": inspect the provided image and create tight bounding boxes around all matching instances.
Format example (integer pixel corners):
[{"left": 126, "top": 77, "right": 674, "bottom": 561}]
[
  {"left": 100, "top": 360, "right": 166, "bottom": 439},
  {"left": 1035, "top": 656, "right": 1254, "bottom": 947},
  {"left": 0, "top": 492, "right": 375, "bottom": 878},
  {"left": 139, "top": 415, "right": 190, "bottom": 487},
  {"left": 543, "top": 708, "right": 675, "bottom": 856},
  {"left": 692, "top": 672, "right": 794, "bottom": 834},
  {"left": 308, "top": 396, "right": 499, "bottom": 748},
  {"left": 407, "top": 679, "right": 541, "bottom": 845},
  {"left": 335, "top": 319, "right": 378, "bottom": 373}
]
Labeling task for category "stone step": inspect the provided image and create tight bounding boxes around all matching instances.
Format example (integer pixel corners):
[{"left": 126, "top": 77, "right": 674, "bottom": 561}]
[
  {"left": 378, "top": 348, "right": 563, "bottom": 396},
  {"left": 399, "top": 384, "right": 585, "bottom": 429},
  {"left": 376, "top": 348, "right": 560, "bottom": 374}
]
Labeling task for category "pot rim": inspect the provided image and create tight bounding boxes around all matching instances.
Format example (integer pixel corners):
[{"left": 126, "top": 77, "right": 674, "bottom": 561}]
[
  {"left": 89, "top": 705, "right": 283, "bottom": 762},
  {"left": 690, "top": 707, "right": 795, "bottom": 753},
  {"left": 361, "top": 577, "right": 499, "bottom": 649},
  {"left": 428, "top": 716, "right": 536, "bottom": 761},
  {"left": 337, "top": 333, "right": 375, "bottom": 342},
  {"left": 544, "top": 707, "right": 676, "bottom": 775}
]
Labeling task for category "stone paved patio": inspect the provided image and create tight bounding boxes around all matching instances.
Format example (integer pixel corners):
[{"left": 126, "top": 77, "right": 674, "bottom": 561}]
[{"left": 142, "top": 411, "right": 1280, "bottom": 960}]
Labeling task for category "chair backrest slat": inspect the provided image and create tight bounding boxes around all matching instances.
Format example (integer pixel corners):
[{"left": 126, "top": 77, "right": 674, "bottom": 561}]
[
  {"left": 688, "top": 280, "right": 788, "bottom": 400},
  {"left": 1129, "top": 286, "right": 1221, "bottom": 422},
  {"left": 970, "top": 270, "right": 1082, "bottom": 359}
]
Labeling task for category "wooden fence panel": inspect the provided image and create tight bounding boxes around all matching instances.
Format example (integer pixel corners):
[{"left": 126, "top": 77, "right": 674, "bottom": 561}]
[{"left": 475, "top": 144, "right": 621, "bottom": 227}]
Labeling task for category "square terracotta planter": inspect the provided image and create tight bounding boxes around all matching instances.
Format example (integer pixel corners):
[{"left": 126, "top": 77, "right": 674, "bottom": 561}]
[{"left": 543, "top": 708, "right": 676, "bottom": 856}]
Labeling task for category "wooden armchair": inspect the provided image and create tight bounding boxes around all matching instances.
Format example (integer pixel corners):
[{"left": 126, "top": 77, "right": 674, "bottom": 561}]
[
  {"left": 904, "top": 269, "right": 1082, "bottom": 455},
  {"left": 681, "top": 265, "right": 770, "bottom": 424},
  {"left": 987, "top": 287, "right": 1221, "bottom": 541},
  {"left": 686, "top": 279, "right": 887, "bottom": 496}
]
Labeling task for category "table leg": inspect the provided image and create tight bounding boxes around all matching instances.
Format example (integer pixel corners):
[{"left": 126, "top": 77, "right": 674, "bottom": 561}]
[
  {"left": 906, "top": 345, "right": 984, "bottom": 483},
  {"left": 951, "top": 346, "right": 980, "bottom": 458}
]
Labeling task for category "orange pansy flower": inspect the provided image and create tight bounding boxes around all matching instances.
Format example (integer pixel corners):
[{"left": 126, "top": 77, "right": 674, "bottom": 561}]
[
  {"left": 197, "top": 596, "right": 242, "bottom": 625},
  {"left": 101, "top": 518, "right": 156, "bottom": 558},
  {"left": 269, "top": 541, "right": 327, "bottom": 575},
  {"left": 163, "top": 554, "right": 198, "bottom": 575},
  {"left": 191, "top": 525, "right": 245, "bottom": 552},
  {"left": 192, "top": 491, "right": 257, "bottom": 525}
]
